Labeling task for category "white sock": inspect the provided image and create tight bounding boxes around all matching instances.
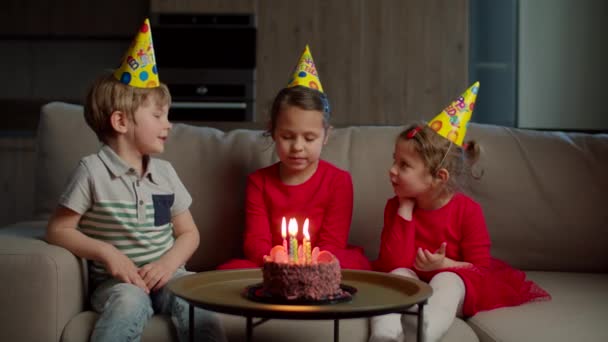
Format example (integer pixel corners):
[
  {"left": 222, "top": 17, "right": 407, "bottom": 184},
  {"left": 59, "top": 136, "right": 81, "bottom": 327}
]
[
  {"left": 402, "top": 272, "right": 465, "bottom": 342},
  {"left": 369, "top": 314, "right": 404, "bottom": 342},
  {"left": 368, "top": 268, "right": 419, "bottom": 342}
]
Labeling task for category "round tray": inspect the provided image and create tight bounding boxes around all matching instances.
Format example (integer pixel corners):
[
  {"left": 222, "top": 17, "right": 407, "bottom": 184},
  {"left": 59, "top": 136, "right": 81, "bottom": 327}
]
[
  {"left": 168, "top": 269, "right": 432, "bottom": 320},
  {"left": 243, "top": 283, "right": 357, "bottom": 305}
]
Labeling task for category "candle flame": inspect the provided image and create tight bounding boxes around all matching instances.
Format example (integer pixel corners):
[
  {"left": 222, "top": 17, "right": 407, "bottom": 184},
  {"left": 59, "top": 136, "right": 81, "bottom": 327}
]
[
  {"left": 303, "top": 218, "right": 310, "bottom": 239},
  {"left": 281, "top": 217, "right": 286, "bottom": 238},
  {"left": 288, "top": 217, "right": 298, "bottom": 236}
]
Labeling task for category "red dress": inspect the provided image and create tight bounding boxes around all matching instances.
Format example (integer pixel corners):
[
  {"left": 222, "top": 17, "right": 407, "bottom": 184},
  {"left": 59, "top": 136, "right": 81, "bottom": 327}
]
[
  {"left": 373, "top": 193, "right": 550, "bottom": 317},
  {"left": 218, "top": 160, "right": 371, "bottom": 270}
]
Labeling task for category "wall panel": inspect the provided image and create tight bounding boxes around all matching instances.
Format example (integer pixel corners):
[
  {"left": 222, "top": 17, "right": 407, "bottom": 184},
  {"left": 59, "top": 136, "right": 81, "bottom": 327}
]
[{"left": 151, "top": 0, "right": 469, "bottom": 126}]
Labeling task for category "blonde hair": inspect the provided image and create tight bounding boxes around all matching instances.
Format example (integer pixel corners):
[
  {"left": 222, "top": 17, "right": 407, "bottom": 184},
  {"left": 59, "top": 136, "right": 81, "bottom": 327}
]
[
  {"left": 398, "top": 122, "right": 482, "bottom": 192},
  {"left": 84, "top": 73, "right": 171, "bottom": 142}
]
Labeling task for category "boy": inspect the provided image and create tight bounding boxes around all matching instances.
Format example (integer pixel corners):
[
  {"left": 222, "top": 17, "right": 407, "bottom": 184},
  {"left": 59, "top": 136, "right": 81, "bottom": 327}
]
[{"left": 45, "top": 19, "right": 225, "bottom": 342}]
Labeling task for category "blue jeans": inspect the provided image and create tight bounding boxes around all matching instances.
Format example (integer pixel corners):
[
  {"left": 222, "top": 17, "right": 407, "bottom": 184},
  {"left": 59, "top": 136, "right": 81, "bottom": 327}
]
[{"left": 90, "top": 268, "right": 226, "bottom": 342}]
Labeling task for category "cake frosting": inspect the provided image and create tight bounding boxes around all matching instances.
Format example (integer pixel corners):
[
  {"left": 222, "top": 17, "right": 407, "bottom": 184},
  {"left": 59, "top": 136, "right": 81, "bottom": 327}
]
[{"left": 262, "top": 246, "right": 343, "bottom": 300}]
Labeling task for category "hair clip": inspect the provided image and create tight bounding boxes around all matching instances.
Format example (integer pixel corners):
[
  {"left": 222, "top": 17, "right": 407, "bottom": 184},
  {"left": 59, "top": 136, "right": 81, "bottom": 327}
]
[
  {"left": 320, "top": 93, "right": 331, "bottom": 114},
  {"left": 406, "top": 126, "right": 422, "bottom": 139}
]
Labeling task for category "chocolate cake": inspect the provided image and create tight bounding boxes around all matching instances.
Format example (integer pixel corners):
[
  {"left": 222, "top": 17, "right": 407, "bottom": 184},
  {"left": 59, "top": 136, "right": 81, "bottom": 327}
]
[{"left": 262, "top": 246, "right": 343, "bottom": 300}]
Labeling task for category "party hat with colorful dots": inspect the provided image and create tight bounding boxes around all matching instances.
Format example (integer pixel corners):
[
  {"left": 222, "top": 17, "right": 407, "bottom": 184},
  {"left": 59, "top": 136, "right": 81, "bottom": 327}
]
[
  {"left": 286, "top": 45, "right": 325, "bottom": 93},
  {"left": 427, "top": 82, "right": 480, "bottom": 146},
  {"left": 113, "top": 18, "right": 159, "bottom": 88}
]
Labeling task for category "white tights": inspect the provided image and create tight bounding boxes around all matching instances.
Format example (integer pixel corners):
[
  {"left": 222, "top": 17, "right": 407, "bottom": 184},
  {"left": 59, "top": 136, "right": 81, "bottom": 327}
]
[{"left": 369, "top": 268, "right": 465, "bottom": 342}]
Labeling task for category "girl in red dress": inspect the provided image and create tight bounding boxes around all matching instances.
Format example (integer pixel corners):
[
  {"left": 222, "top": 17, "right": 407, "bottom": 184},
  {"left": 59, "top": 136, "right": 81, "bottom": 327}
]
[
  {"left": 370, "top": 119, "right": 550, "bottom": 342},
  {"left": 218, "top": 46, "right": 371, "bottom": 271}
]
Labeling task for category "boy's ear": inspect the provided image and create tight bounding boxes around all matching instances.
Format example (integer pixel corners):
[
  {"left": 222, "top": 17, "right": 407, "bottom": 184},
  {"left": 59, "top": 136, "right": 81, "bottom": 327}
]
[{"left": 110, "top": 110, "right": 129, "bottom": 134}]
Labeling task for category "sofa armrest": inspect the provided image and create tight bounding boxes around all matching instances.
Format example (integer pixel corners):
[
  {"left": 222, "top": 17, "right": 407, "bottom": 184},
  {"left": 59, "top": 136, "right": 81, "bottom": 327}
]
[{"left": 0, "top": 221, "right": 86, "bottom": 342}]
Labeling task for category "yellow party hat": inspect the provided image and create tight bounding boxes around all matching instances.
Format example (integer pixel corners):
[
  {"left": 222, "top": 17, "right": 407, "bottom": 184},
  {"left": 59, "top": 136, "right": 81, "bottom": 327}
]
[
  {"left": 427, "top": 82, "right": 480, "bottom": 146},
  {"left": 286, "top": 45, "right": 324, "bottom": 93},
  {"left": 113, "top": 18, "right": 159, "bottom": 88}
]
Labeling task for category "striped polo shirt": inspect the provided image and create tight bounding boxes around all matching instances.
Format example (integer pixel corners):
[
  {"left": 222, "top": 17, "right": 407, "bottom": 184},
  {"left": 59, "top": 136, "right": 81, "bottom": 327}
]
[{"left": 59, "top": 145, "right": 192, "bottom": 281}]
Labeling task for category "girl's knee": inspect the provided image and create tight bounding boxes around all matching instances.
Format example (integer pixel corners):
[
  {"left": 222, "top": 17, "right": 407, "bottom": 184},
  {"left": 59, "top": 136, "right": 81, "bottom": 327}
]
[
  {"left": 430, "top": 272, "right": 465, "bottom": 293},
  {"left": 389, "top": 268, "right": 418, "bottom": 279}
]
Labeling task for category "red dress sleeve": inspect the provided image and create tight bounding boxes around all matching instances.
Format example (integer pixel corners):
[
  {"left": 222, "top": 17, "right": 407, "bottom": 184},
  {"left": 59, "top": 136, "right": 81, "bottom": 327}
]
[
  {"left": 372, "top": 197, "right": 416, "bottom": 272},
  {"left": 243, "top": 172, "right": 272, "bottom": 266},
  {"left": 315, "top": 171, "right": 370, "bottom": 269},
  {"left": 316, "top": 171, "right": 352, "bottom": 251}
]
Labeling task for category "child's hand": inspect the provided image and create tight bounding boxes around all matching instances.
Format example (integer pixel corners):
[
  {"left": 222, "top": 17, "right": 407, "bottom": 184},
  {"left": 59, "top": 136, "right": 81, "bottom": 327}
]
[
  {"left": 138, "top": 260, "right": 177, "bottom": 292},
  {"left": 398, "top": 197, "right": 415, "bottom": 220},
  {"left": 414, "top": 242, "right": 447, "bottom": 272},
  {"left": 102, "top": 247, "right": 149, "bottom": 293}
]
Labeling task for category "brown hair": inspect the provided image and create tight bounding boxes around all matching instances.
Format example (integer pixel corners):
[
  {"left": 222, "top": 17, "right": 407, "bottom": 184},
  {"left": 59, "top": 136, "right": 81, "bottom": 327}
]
[
  {"left": 265, "top": 85, "right": 331, "bottom": 137},
  {"left": 398, "top": 122, "right": 482, "bottom": 192},
  {"left": 84, "top": 73, "right": 171, "bottom": 143}
]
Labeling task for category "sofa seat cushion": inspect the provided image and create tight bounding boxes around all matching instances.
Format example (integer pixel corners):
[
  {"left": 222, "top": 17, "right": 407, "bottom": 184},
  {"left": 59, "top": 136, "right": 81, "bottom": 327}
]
[
  {"left": 467, "top": 271, "right": 608, "bottom": 342},
  {"left": 61, "top": 310, "right": 478, "bottom": 342},
  {"left": 220, "top": 315, "right": 478, "bottom": 342},
  {"left": 62, "top": 311, "right": 177, "bottom": 342}
]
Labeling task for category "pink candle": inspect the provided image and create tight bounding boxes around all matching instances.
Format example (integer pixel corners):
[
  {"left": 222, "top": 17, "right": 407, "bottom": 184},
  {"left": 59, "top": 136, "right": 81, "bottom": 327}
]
[{"left": 281, "top": 217, "right": 288, "bottom": 252}]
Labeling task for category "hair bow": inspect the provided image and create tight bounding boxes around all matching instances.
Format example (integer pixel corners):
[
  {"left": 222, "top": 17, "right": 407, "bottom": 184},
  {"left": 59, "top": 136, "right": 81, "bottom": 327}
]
[{"left": 407, "top": 126, "right": 422, "bottom": 139}]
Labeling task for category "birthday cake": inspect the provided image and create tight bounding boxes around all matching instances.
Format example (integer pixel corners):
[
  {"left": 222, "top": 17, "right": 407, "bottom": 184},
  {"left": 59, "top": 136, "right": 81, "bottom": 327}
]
[{"left": 262, "top": 245, "right": 343, "bottom": 301}]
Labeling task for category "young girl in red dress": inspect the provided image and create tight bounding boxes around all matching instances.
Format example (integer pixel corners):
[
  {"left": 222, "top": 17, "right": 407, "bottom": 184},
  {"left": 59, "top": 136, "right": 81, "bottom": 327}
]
[
  {"left": 218, "top": 46, "right": 371, "bottom": 271},
  {"left": 370, "top": 83, "right": 550, "bottom": 342}
]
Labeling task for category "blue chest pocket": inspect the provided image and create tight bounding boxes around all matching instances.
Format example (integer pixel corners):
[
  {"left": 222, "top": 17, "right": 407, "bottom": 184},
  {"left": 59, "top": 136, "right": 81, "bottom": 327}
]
[{"left": 152, "top": 194, "right": 174, "bottom": 226}]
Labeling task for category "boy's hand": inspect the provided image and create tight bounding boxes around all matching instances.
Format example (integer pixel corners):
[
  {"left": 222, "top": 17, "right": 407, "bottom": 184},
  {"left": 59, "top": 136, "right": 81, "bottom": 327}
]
[
  {"left": 414, "top": 242, "right": 447, "bottom": 272},
  {"left": 139, "top": 260, "right": 177, "bottom": 292},
  {"left": 398, "top": 197, "right": 415, "bottom": 220},
  {"left": 103, "top": 247, "right": 149, "bottom": 293}
]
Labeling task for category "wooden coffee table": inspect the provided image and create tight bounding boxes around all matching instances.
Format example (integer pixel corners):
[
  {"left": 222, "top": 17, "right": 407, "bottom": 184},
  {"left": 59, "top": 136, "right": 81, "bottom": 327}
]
[{"left": 168, "top": 269, "right": 433, "bottom": 342}]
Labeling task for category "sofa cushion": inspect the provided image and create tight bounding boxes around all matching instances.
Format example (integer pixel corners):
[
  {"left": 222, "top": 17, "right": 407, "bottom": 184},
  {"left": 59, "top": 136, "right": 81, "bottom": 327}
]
[
  {"left": 36, "top": 103, "right": 608, "bottom": 273},
  {"left": 0, "top": 221, "right": 85, "bottom": 342},
  {"left": 467, "top": 271, "right": 608, "bottom": 342},
  {"left": 62, "top": 311, "right": 177, "bottom": 342},
  {"left": 220, "top": 315, "right": 478, "bottom": 342},
  {"left": 161, "top": 124, "right": 276, "bottom": 270},
  {"left": 35, "top": 102, "right": 100, "bottom": 220},
  {"left": 61, "top": 310, "right": 477, "bottom": 342},
  {"left": 465, "top": 125, "right": 608, "bottom": 272}
]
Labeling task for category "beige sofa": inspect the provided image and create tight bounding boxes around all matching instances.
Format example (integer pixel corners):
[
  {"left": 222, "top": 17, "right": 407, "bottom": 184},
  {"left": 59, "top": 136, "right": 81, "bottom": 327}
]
[{"left": 1, "top": 102, "right": 607, "bottom": 342}]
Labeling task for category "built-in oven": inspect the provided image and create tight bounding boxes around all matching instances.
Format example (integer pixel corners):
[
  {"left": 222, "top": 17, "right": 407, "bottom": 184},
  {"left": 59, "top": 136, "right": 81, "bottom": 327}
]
[{"left": 151, "top": 13, "right": 256, "bottom": 122}]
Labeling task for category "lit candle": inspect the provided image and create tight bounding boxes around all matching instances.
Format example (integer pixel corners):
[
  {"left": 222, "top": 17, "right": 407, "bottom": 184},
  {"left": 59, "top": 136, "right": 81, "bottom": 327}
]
[
  {"left": 281, "top": 217, "right": 288, "bottom": 253},
  {"left": 288, "top": 218, "right": 299, "bottom": 263},
  {"left": 303, "top": 218, "right": 311, "bottom": 264}
]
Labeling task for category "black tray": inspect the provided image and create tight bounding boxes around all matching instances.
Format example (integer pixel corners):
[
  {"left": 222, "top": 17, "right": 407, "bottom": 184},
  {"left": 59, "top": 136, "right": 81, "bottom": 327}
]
[{"left": 243, "top": 283, "right": 357, "bottom": 305}]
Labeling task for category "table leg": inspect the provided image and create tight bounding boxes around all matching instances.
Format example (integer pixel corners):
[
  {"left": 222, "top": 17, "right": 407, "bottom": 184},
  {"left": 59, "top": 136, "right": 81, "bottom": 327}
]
[
  {"left": 246, "top": 316, "right": 253, "bottom": 342},
  {"left": 334, "top": 319, "right": 340, "bottom": 342},
  {"left": 189, "top": 304, "right": 194, "bottom": 342},
  {"left": 417, "top": 300, "right": 426, "bottom": 342}
]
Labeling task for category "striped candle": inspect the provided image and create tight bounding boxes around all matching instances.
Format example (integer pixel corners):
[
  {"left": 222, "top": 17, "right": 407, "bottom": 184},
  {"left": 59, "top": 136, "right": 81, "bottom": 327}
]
[{"left": 288, "top": 218, "right": 299, "bottom": 263}]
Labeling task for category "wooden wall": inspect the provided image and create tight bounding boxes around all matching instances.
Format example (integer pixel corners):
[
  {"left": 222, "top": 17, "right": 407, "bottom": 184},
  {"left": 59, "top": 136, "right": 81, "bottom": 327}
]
[
  {"left": 0, "top": 0, "right": 469, "bottom": 226},
  {"left": 152, "top": 0, "right": 470, "bottom": 125},
  {"left": 0, "top": 0, "right": 148, "bottom": 37}
]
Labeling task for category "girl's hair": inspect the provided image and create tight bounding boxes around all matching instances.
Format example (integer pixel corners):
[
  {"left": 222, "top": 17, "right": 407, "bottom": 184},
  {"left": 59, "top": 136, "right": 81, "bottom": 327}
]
[
  {"left": 399, "top": 122, "right": 482, "bottom": 192},
  {"left": 84, "top": 73, "right": 171, "bottom": 143},
  {"left": 266, "top": 85, "right": 331, "bottom": 136}
]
